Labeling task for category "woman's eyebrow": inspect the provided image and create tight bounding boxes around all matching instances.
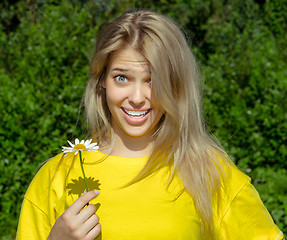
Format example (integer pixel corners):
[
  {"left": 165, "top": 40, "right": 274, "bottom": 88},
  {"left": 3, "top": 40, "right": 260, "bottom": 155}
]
[
  {"left": 110, "top": 67, "right": 151, "bottom": 75},
  {"left": 111, "top": 67, "right": 129, "bottom": 72}
]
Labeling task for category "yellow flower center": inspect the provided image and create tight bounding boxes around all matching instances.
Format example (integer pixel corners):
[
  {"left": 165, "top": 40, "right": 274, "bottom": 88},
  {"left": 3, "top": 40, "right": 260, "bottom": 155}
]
[{"left": 74, "top": 144, "right": 86, "bottom": 150}]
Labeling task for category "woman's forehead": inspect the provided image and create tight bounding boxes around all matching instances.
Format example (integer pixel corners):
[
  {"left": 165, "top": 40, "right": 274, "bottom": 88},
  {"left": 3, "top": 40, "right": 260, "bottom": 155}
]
[{"left": 108, "top": 47, "right": 150, "bottom": 73}]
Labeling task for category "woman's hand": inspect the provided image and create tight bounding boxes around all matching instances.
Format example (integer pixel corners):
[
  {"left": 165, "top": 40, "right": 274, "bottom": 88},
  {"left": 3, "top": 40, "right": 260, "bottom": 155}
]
[{"left": 47, "top": 190, "right": 101, "bottom": 240}]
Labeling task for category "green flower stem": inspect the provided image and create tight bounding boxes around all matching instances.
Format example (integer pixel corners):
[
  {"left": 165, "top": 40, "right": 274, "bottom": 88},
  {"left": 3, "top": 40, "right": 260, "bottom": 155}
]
[{"left": 79, "top": 151, "right": 89, "bottom": 192}]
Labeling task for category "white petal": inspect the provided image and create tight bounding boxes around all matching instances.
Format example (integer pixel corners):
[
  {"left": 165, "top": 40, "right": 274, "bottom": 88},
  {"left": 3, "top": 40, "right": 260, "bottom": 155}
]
[
  {"left": 67, "top": 140, "right": 75, "bottom": 148},
  {"left": 80, "top": 139, "right": 85, "bottom": 144},
  {"left": 85, "top": 139, "right": 92, "bottom": 146},
  {"left": 62, "top": 147, "right": 73, "bottom": 151},
  {"left": 75, "top": 138, "right": 79, "bottom": 145},
  {"left": 88, "top": 143, "right": 98, "bottom": 149},
  {"left": 86, "top": 143, "right": 95, "bottom": 148},
  {"left": 88, "top": 148, "right": 98, "bottom": 152},
  {"left": 89, "top": 142, "right": 98, "bottom": 147},
  {"left": 86, "top": 146, "right": 99, "bottom": 152}
]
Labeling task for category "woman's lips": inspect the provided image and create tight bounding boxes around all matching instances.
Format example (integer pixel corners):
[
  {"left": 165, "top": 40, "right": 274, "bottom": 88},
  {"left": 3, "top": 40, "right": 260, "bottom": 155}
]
[
  {"left": 121, "top": 108, "right": 151, "bottom": 118},
  {"left": 121, "top": 107, "right": 152, "bottom": 124}
]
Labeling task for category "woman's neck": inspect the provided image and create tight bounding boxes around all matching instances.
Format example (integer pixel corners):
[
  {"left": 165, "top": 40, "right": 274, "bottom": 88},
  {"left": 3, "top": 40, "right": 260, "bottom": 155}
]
[{"left": 100, "top": 132, "right": 154, "bottom": 158}]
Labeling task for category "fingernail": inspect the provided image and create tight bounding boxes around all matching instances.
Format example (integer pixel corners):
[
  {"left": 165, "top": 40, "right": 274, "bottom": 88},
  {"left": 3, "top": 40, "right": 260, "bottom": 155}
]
[
  {"left": 83, "top": 189, "right": 87, "bottom": 194},
  {"left": 94, "top": 190, "right": 100, "bottom": 195}
]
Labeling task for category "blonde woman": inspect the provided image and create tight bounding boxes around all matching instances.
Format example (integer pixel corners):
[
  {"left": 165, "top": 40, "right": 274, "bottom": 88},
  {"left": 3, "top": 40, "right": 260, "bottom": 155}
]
[{"left": 17, "top": 9, "right": 284, "bottom": 240}]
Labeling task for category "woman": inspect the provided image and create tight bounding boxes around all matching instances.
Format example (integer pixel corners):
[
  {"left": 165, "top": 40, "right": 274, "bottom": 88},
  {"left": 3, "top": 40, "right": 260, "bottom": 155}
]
[{"left": 16, "top": 9, "right": 284, "bottom": 239}]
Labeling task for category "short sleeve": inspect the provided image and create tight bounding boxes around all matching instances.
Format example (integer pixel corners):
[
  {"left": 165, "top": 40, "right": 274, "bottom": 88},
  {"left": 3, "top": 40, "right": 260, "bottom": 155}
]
[
  {"left": 16, "top": 197, "right": 51, "bottom": 240},
  {"left": 219, "top": 178, "right": 284, "bottom": 240}
]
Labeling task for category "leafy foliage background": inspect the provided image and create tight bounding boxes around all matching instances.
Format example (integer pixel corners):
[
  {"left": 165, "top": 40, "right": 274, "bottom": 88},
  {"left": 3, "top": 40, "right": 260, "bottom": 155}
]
[{"left": 0, "top": 0, "right": 286, "bottom": 239}]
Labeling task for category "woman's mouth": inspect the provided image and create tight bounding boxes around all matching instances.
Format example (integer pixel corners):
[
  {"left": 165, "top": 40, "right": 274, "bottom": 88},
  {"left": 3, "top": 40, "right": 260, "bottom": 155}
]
[{"left": 121, "top": 108, "right": 151, "bottom": 119}]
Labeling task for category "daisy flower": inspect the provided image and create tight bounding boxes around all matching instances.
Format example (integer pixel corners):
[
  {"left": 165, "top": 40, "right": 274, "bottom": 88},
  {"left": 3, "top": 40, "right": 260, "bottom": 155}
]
[
  {"left": 62, "top": 138, "right": 99, "bottom": 155},
  {"left": 62, "top": 138, "right": 99, "bottom": 192}
]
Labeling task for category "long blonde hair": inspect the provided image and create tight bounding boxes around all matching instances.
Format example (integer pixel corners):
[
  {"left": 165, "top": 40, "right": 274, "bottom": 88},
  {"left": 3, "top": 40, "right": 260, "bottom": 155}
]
[{"left": 85, "top": 9, "right": 231, "bottom": 238}]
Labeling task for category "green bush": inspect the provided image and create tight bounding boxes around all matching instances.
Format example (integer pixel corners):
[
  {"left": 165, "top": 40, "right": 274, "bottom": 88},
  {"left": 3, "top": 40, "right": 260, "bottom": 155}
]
[
  {"left": 0, "top": 0, "right": 286, "bottom": 238},
  {"left": 203, "top": 1, "right": 287, "bottom": 170}
]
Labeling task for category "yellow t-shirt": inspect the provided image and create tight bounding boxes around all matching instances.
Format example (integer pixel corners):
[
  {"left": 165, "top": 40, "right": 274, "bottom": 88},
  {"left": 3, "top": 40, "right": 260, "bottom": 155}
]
[{"left": 16, "top": 151, "right": 283, "bottom": 239}]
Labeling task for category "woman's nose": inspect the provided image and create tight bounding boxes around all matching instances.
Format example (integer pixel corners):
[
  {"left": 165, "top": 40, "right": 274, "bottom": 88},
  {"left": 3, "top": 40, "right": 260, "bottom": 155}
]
[{"left": 128, "top": 83, "right": 146, "bottom": 106}]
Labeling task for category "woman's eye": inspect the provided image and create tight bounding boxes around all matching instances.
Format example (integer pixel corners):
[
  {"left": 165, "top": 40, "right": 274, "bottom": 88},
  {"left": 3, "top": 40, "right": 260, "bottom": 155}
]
[{"left": 115, "top": 75, "right": 127, "bottom": 83}]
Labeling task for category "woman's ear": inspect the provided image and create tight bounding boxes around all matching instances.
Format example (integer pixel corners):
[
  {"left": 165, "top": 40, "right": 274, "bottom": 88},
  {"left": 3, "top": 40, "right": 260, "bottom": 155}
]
[{"left": 101, "top": 79, "right": 106, "bottom": 88}]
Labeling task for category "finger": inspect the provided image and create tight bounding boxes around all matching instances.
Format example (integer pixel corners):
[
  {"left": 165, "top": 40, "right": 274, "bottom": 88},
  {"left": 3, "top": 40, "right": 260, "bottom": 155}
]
[
  {"left": 81, "top": 213, "right": 100, "bottom": 235},
  {"left": 85, "top": 223, "right": 101, "bottom": 240},
  {"left": 70, "top": 190, "right": 100, "bottom": 214},
  {"left": 78, "top": 204, "right": 97, "bottom": 223}
]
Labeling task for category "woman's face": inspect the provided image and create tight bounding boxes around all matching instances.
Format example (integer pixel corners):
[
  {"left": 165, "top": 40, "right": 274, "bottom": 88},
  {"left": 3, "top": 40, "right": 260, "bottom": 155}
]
[{"left": 103, "top": 47, "right": 164, "bottom": 141}]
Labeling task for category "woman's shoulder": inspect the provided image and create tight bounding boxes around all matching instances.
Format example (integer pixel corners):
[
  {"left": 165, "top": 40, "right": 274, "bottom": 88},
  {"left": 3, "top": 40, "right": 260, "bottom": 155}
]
[
  {"left": 24, "top": 153, "right": 67, "bottom": 198},
  {"left": 220, "top": 160, "right": 250, "bottom": 199},
  {"left": 24, "top": 152, "right": 87, "bottom": 199},
  {"left": 212, "top": 152, "right": 251, "bottom": 203},
  {"left": 212, "top": 151, "right": 250, "bottom": 189},
  {"left": 224, "top": 162, "right": 250, "bottom": 190},
  {"left": 35, "top": 153, "right": 69, "bottom": 178}
]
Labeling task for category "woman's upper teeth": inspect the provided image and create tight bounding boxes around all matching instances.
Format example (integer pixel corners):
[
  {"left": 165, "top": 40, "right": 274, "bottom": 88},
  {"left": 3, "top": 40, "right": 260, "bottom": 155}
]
[{"left": 124, "top": 109, "right": 149, "bottom": 116}]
